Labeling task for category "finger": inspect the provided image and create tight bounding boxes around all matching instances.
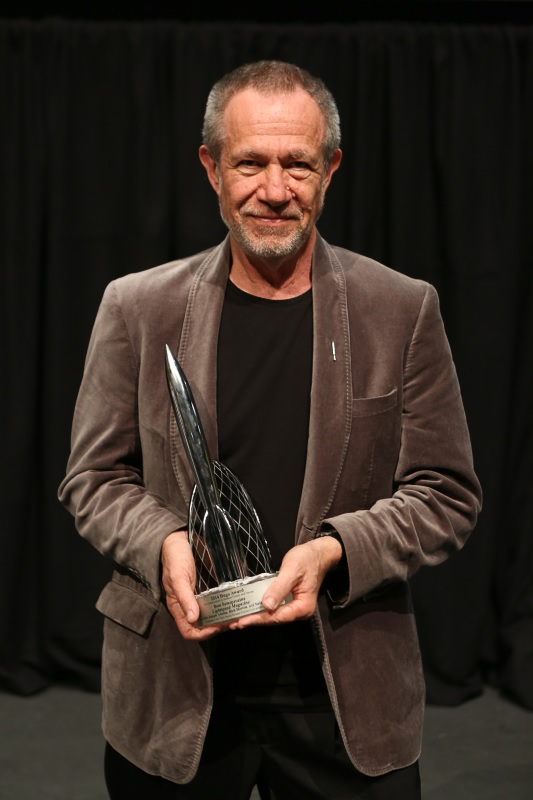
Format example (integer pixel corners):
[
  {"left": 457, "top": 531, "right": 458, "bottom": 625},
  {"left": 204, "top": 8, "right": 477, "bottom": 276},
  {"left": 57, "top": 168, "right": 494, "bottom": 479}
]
[
  {"left": 229, "top": 595, "right": 314, "bottom": 629},
  {"left": 260, "top": 543, "right": 323, "bottom": 611},
  {"left": 261, "top": 573, "right": 298, "bottom": 612},
  {"left": 175, "top": 609, "right": 232, "bottom": 640},
  {"left": 165, "top": 590, "right": 233, "bottom": 639},
  {"left": 175, "top": 585, "right": 200, "bottom": 625}
]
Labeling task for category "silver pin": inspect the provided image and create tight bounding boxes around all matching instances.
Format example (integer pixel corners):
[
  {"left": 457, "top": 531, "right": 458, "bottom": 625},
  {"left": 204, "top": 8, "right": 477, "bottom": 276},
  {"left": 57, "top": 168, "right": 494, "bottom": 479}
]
[{"left": 331, "top": 341, "right": 336, "bottom": 361}]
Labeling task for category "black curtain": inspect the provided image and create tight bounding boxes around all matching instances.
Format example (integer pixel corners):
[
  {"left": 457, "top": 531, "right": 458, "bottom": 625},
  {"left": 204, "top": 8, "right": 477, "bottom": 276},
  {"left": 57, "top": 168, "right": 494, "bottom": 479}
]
[{"left": 1, "top": 20, "right": 532, "bottom": 709}]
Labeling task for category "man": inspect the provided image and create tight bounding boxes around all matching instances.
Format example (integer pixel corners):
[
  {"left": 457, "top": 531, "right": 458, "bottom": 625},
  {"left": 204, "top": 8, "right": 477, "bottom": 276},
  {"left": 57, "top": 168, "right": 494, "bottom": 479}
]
[{"left": 59, "top": 61, "right": 481, "bottom": 799}]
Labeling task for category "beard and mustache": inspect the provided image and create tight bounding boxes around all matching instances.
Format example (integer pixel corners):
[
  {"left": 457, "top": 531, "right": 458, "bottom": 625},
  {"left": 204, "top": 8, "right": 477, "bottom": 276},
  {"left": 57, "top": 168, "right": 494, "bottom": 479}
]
[{"left": 219, "top": 195, "right": 325, "bottom": 263}]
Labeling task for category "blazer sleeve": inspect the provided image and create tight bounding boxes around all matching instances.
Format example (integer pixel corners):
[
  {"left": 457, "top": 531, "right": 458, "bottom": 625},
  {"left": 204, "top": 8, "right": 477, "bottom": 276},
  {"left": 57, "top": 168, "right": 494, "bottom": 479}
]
[
  {"left": 323, "top": 282, "right": 482, "bottom": 607},
  {"left": 58, "top": 281, "right": 187, "bottom": 599}
]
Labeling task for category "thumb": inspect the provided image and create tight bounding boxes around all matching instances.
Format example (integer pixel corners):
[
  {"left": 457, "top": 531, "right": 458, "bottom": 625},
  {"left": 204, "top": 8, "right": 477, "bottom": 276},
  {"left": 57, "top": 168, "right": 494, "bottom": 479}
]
[
  {"left": 261, "top": 573, "right": 293, "bottom": 611},
  {"left": 175, "top": 580, "right": 200, "bottom": 623}
]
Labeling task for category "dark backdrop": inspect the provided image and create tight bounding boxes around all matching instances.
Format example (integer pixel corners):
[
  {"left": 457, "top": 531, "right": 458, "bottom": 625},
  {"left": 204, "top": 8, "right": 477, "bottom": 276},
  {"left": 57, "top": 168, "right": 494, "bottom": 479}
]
[{"left": 1, "top": 18, "right": 532, "bottom": 710}]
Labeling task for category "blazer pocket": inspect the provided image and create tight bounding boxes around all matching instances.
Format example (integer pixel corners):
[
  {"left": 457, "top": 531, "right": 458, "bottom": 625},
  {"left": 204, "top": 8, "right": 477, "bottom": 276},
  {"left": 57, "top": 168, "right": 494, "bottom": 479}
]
[
  {"left": 333, "top": 388, "right": 400, "bottom": 511},
  {"left": 96, "top": 578, "right": 159, "bottom": 636},
  {"left": 352, "top": 387, "right": 398, "bottom": 417}
]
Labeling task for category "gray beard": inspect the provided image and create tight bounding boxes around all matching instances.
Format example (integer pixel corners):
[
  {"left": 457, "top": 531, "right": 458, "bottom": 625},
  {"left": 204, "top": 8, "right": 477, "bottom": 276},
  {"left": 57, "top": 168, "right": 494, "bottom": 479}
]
[
  {"left": 219, "top": 188, "right": 326, "bottom": 263},
  {"left": 223, "top": 214, "right": 312, "bottom": 262}
]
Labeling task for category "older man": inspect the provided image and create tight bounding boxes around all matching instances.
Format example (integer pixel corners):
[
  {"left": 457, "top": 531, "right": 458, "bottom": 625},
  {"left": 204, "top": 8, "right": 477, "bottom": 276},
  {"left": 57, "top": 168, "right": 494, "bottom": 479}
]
[{"left": 59, "top": 61, "right": 481, "bottom": 799}]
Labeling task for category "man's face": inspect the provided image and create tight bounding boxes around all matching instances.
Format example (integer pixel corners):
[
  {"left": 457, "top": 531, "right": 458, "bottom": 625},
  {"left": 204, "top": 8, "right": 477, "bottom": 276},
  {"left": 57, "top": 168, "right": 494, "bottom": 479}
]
[{"left": 200, "top": 88, "right": 341, "bottom": 266}]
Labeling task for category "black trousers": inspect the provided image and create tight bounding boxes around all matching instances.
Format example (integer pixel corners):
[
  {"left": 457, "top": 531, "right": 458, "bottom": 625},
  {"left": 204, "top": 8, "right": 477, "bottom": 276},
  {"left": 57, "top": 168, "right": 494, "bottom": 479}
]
[{"left": 104, "top": 698, "right": 421, "bottom": 800}]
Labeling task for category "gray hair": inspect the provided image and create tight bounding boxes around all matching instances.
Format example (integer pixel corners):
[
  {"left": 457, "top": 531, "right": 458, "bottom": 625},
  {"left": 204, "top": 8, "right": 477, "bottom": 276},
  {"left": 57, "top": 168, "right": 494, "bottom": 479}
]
[{"left": 202, "top": 60, "right": 341, "bottom": 166}]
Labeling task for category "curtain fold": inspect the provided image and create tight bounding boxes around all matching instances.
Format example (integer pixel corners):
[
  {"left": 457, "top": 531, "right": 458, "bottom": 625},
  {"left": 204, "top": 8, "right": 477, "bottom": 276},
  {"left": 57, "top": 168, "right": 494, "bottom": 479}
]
[{"left": 2, "top": 20, "right": 532, "bottom": 708}]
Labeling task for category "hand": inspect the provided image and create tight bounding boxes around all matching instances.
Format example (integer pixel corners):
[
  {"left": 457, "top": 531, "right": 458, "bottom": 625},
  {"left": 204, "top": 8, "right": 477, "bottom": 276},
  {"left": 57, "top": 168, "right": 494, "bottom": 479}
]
[
  {"left": 229, "top": 535, "right": 343, "bottom": 630},
  {"left": 161, "top": 530, "right": 231, "bottom": 640}
]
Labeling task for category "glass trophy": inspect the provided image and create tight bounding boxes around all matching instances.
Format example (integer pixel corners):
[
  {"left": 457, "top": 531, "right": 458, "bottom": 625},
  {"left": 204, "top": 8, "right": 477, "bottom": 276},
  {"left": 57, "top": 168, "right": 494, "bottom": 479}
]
[{"left": 165, "top": 345, "right": 284, "bottom": 627}]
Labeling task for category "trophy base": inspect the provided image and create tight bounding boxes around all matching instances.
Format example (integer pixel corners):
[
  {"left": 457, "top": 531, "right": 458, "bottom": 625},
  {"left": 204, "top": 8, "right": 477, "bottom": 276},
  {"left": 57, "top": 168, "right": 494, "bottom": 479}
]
[{"left": 196, "top": 573, "right": 286, "bottom": 627}]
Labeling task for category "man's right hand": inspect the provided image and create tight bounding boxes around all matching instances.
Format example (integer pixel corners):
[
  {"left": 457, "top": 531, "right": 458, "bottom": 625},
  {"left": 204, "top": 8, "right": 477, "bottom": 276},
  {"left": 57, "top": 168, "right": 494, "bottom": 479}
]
[{"left": 161, "top": 530, "right": 231, "bottom": 641}]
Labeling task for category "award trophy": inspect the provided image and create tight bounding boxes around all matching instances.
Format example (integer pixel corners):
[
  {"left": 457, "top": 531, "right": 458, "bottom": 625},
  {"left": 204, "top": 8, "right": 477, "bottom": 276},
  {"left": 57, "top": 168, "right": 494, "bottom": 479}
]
[{"left": 165, "top": 345, "right": 284, "bottom": 627}]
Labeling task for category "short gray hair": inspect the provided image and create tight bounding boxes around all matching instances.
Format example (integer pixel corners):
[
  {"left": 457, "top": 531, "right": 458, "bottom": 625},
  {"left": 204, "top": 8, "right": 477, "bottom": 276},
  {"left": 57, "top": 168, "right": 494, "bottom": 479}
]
[{"left": 202, "top": 60, "right": 341, "bottom": 166}]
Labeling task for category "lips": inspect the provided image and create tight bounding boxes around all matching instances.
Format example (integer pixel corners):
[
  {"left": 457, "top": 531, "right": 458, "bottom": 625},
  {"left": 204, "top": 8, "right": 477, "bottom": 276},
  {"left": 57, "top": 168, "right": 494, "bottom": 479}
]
[
  {"left": 247, "top": 216, "right": 295, "bottom": 223},
  {"left": 242, "top": 211, "right": 302, "bottom": 222}
]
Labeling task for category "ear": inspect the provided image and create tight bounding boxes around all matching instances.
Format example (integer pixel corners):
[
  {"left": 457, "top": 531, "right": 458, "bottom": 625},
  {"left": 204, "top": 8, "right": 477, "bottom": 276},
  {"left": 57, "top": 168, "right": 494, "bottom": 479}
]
[
  {"left": 322, "top": 148, "right": 342, "bottom": 191},
  {"left": 199, "top": 145, "right": 220, "bottom": 193}
]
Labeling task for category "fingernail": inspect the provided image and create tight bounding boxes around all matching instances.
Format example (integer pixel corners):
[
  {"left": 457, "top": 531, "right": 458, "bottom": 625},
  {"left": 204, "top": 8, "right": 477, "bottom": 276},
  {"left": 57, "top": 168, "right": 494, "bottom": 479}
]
[{"left": 263, "top": 595, "right": 277, "bottom": 611}]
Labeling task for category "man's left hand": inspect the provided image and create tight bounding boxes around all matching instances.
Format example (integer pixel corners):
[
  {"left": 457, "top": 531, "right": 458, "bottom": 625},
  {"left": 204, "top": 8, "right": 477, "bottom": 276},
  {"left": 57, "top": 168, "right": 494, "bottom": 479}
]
[{"left": 229, "top": 535, "right": 343, "bottom": 629}]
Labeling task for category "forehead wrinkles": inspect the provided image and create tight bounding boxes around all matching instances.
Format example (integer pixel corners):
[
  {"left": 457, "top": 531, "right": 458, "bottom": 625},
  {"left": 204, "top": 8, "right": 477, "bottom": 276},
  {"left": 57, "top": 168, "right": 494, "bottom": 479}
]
[{"left": 222, "top": 89, "right": 325, "bottom": 150}]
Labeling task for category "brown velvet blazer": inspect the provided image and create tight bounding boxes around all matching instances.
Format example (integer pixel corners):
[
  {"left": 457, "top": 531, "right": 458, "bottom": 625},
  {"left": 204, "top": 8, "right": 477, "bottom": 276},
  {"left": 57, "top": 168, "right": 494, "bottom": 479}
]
[{"left": 59, "top": 234, "right": 481, "bottom": 782}]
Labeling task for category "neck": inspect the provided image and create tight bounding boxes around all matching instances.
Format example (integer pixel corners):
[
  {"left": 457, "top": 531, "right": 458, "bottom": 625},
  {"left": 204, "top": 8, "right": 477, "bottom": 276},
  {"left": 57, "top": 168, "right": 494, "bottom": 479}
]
[{"left": 228, "top": 231, "right": 315, "bottom": 300}]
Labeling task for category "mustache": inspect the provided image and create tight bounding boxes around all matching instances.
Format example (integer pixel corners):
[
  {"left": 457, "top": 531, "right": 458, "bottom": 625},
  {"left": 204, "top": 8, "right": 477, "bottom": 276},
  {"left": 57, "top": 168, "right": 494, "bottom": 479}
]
[{"left": 240, "top": 204, "right": 303, "bottom": 221}]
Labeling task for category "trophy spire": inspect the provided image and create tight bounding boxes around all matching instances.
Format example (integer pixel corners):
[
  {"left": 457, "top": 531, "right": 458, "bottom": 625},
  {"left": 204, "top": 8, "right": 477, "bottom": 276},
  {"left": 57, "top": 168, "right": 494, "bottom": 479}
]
[{"left": 165, "top": 345, "right": 247, "bottom": 583}]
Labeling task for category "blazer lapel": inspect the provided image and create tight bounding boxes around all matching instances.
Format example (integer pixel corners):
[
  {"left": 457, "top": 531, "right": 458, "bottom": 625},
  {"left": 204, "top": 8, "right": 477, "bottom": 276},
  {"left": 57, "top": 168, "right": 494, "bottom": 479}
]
[
  {"left": 169, "top": 238, "right": 231, "bottom": 501},
  {"left": 297, "top": 235, "right": 353, "bottom": 542}
]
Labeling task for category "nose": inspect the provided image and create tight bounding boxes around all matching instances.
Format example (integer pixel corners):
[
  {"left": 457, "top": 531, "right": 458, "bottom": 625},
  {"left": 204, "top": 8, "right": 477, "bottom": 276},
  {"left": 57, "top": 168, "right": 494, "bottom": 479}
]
[{"left": 256, "top": 165, "right": 291, "bottom": 206}]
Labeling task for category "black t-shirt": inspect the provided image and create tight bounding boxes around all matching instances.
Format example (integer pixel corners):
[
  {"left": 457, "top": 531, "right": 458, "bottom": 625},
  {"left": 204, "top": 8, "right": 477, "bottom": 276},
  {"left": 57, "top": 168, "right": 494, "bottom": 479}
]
[{"left": 213, "top": 279, "right": 328, "bottom": 707}]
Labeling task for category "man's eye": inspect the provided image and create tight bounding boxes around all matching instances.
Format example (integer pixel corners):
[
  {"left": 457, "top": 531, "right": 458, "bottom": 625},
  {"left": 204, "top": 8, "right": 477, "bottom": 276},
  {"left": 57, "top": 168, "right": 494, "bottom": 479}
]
[
  {"left": 238, "top": 160, "right": 261, "bottom": 171},
  {"left": 286, "top": 162, "right": 312, "bottom": 178}
]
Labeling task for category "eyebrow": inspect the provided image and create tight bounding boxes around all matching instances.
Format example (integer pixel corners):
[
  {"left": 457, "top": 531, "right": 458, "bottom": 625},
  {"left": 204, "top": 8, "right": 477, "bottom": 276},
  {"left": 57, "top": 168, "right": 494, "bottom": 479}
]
[
  {"left": 232, "top": 148, "right": 316, "bottom": 163},
  {"left": 233, "top": 149, "right": 264, "bottom": 160},
  {"left": 286, "top": 149, "right": 313, "bottom": 161}
]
